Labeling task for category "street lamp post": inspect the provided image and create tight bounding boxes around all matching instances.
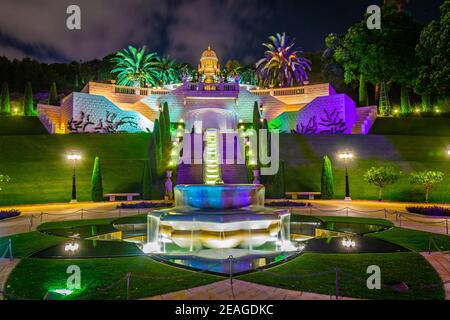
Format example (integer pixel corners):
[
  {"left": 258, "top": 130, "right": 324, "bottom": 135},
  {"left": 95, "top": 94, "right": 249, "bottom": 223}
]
[
  {"left": 67, "top": 152, "right": 81, "bottom": 203},
  {"left": 339, "top": 152, "right": 353, "bottom": 201}
]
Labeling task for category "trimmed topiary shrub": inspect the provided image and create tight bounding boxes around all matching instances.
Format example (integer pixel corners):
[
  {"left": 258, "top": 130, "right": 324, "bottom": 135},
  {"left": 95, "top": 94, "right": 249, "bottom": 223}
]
[
  {"left": 320, "top": 155, "right": 334, "bottom": 200},
  {"left": 91, "top": 156, "right": 103, "bottom": 202},
  {"left": 23, "top": 82, "right": 35, "bottom": 116},
  {"left": 48, "top": 82, "right": 58, "bottom": 105},
  {"left": 1, "top": 82, "right": 11, "bottom": 115}
]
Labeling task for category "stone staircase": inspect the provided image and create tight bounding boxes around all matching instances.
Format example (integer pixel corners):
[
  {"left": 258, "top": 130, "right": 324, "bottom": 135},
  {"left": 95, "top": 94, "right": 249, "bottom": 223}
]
[
  {"left": 175, "top": 131, "right": 248, "bottom": 185},
  {"left": 37, "top": 104, "right": 64, "bottom": 134},
  {"left": 204, "top": 129, "right": 221, "bottom": 184},
  {"left": 352, "top": 106, "right": 377, "bottom": 134}
]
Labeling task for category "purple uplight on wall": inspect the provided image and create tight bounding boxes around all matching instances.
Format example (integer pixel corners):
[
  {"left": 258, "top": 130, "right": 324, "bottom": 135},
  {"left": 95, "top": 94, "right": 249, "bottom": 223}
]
[{"left": 294, "top": 94, "right": 357, "bottom": 135}]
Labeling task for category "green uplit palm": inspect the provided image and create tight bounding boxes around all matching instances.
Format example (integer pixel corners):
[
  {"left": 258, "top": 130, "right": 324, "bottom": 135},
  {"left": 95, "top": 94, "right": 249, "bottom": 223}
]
[
  {"left": 111, "top": 46, "right": 159, "bottom": 87},
  {"left": 238, "top": 65, "right": 257, "bottom": 85},
  {"left": 256, "top": 33, "right": 311, "bottom": 88},
  {"left": 156, "top": 56, "right": 180, "bottom": 85}
]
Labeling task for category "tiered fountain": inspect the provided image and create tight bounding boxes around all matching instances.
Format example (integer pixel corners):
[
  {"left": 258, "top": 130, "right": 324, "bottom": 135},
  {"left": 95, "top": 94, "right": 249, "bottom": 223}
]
[{"left": 144, "top": 131, "right": 297, "bottom": 274}]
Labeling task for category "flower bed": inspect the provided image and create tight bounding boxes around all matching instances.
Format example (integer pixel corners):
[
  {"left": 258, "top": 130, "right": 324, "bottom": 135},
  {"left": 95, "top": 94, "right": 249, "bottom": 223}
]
[
  {"left": 117, "top": 202, "right": 173, "bottom": 209},
  {"left": 0, "top": 209, "right": 21, "bottom": 220},
  {"left": 265, "top": 200, "right": 308, "bottom": 207},
  {"left": 406, "top": 206, "right": 450, "bottom": 217}
]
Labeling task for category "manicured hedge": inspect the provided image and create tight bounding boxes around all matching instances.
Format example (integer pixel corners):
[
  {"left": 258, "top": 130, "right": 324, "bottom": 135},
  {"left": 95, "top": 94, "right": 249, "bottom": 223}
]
[
  {"left": 406, "top": 206, "right": 450, "bottom": 217},
  {"left": 0, "top": 209, "right": 20, "bottom": 220},
  {"left": 116, "top": 201, "right": 172, "bottom": 209}
]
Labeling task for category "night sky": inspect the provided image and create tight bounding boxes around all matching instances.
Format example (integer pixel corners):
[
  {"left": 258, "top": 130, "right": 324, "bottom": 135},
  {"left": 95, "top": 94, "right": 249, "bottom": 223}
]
[{"left": 0, "top": 0, "right": 443, "bottom": 64}]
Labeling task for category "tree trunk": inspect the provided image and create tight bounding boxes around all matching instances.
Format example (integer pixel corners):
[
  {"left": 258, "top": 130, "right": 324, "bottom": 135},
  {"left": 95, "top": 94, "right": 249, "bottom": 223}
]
[
  {"left": 421, "top": 94, "right": 431, "bottom": 113},
  {"left": 425, "top": 187, "right": 430, "bottom": 203},
  {"left": 359, "top": 74, "right": 369, "bottom": 107},
  {"left": 378, "top": 188, "right": 383, "bottom": 202},
  {"left": 374, "top": 83, "right": 380, "bottom": 104},
  {"left": 133, "top": 80, "right": 140, "bottom": 95},
  {"left": 400, "top": 84, "right": 411, "bottom": 114}
]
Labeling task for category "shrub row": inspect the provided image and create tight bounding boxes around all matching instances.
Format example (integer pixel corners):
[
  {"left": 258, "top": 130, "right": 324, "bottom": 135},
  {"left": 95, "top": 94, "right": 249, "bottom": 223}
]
[
  {"left": 116, "top": 202, "right": 173, "bottom": 209},
  {"left": 0, "top": 209, "right": 21, "bottom": 220},
  {"left": 406, "top": 206, "right": 450, "bottom": 217}
]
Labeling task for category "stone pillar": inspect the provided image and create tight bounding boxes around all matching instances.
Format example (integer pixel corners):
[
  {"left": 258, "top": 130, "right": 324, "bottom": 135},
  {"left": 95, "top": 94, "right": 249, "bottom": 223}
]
[
  {"left": 252, "top": 169, "right": 260, "bottom": 185},
  {"left": 165, "top": 170, "right": 173, "bottom": 200}
]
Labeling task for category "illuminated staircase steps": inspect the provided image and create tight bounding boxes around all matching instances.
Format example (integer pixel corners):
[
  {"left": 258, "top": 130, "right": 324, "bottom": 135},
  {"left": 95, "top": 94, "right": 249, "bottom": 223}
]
[{"left": 204, "top": 129, "right": 221, "bottom": 185}]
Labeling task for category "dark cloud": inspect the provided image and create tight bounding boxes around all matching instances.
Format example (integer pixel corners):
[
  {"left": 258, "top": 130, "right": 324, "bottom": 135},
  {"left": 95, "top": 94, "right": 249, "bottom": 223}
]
[{"left": 0, "top": 0, "right": 442, "bottom": 64}]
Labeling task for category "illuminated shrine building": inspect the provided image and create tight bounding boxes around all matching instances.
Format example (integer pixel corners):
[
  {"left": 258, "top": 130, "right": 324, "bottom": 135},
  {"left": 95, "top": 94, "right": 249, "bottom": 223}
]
[
  {"left": 198, "top": 46, "right": 221, "bottom": 84},
  {"left": 37, "top": 46, "right": 377, "bottom": 136}
]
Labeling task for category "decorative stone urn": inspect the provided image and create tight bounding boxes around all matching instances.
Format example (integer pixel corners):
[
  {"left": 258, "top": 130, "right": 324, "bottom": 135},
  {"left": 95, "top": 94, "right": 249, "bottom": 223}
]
[
  {"left": 253, "top": 169, "right": 260, "bottom": 184},
  {"left": 165, "top": 170, "right": 173, "bottom": 200}
]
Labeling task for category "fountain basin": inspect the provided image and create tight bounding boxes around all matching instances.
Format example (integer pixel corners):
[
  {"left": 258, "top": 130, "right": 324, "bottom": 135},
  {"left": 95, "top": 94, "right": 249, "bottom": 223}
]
[
  {"left": 153, "top": 208, "right": 289, "bottom": 249},
  {"left": 147, "top": 184, "right": 293, "bottom": 252},
  {"left": 175, "top": 184, "right": 265, "bottom": 209}
]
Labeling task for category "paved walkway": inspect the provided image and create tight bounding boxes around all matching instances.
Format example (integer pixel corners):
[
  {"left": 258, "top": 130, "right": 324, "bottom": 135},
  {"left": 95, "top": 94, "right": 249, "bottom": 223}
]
[
  {"left": 421, "top": 252, "right": 450, "bottom": 300},
  {"left": 0, "top": 259, "right": 20, "bottom": 300},
  {"left": 144, "top": 279, "right": 357, "bottom": 300}
]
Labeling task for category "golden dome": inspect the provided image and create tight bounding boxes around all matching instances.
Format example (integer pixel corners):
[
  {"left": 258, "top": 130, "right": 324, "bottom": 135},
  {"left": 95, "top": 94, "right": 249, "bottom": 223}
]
[{"left": 201, "top": 46, "right": 218, "bottom": 60}]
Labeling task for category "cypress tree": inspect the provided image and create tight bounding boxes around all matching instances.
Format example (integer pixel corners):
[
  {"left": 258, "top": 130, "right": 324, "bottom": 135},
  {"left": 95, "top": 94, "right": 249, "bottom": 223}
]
[
  {"left": 153, "top": 119, "right": 163, "bottom": 173},
  {"left": 253, "top": 101, "right": 261, "bottom": 131},
  {"left": 163, "top": 102, "right": 171, "bottom": 147},
  {"left": 142, "top": 161, "right": 153, "bottom": 200},
  {"left": 1, "top": 82, "right": 11, "bottom": 115},
  {"left": 148, "top": 131, "right": 158, "bottom": 179},
  {"left": 158, "top": 109, "right": 167, "bottom": 168},
  {"left": 321, "top": 155, "right": 334, "bottom": 200},
  {"left": 23, "top": 82, "right": 34, "bottom": 116},
  {"left": 253, "top": 102, "right": 261, "bottom": 165},
  {"left": 48, "top": 82, "right": 58, "bottom": 105},
  {"left": 91, "top": 156, "right": 104, "bottom": 202}
]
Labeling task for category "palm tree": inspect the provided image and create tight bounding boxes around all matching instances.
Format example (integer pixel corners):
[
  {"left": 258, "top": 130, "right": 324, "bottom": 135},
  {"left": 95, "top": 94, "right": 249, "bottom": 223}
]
[
  {"left": 225, "top": 60, "right": 242, "bottom": 78},
  {"left": 156, "top": 56, "right": 180, "bottom": 85},
  {"left": 177, "top": 63, "right": 196, "bottom": 81},
  {"left": 238, "top": 65, "right": 257, "bottom": 85},
  {"left": 256, "top": 33, "right": 311, "bottom": 88},
  {"left": 111, "top": 46, "right": 159, "bottom": 87}
]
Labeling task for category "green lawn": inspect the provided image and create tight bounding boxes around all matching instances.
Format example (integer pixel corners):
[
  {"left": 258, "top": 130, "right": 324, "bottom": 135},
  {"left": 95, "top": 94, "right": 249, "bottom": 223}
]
[
  {"left": 0, "top": 132, "right": 449, "bottom": 205},
  {"left": 5, "top": 257, "right": 222, "bottom": 300},
  {"left": 0, "top": 116, "right": 48, "bottom": 135},
  {"left": 0, "top": 231, "right": 63, "bottom": 258},
  {"left": 0, "top": 133, "right": 150, "bottom": 206},
  {"left": 370, "top": 117, "right": 450, "bottom": 136},
  {"left": 239, "top": 252, "right": 444, "bottom": 300},
  {"left": 281, "top": 134, "right": 450, "bottom": 203},
  {"left": 369, "top": 227, "right": 450, "bottom": 252}
]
